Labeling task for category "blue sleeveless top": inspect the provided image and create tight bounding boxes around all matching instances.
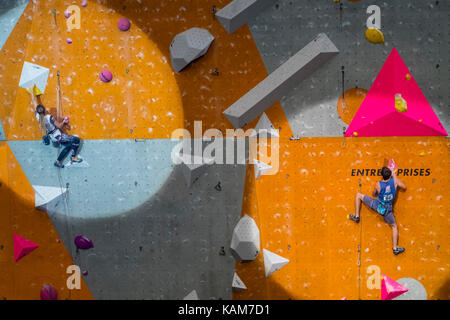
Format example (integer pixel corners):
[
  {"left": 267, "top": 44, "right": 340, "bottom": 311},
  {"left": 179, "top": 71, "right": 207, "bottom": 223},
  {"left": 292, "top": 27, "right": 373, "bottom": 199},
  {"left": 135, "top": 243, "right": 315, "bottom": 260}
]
[{"left": 377, "top": 178, "right": 396, "bottom": 215}]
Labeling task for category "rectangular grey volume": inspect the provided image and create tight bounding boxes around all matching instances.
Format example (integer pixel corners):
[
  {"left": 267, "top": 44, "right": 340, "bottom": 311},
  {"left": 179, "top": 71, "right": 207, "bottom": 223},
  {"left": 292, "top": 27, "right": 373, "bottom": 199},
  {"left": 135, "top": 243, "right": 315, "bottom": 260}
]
[
  {"left": 223, "top": 33, "right": 339, "bottom": 129},
  {"left": 216, "top": 0, "right": 276, "bottom": 34}
]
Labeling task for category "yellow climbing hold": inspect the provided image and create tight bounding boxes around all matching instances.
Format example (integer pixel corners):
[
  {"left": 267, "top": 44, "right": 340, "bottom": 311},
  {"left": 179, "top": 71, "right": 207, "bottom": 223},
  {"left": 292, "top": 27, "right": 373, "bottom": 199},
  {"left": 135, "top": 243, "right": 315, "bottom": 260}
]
[
  {"left": 419, "top": 119, "right": 422, "bottom": 122},
  {"left": 406, "top": 73, "right": 411, "bottom": 81},
  {"left": 419, "top": 152, "right": 425, "bottom": 156},
  {"left": 353, "top": 132, "right": 358, "bottom": 137},
  {"left": 395, "top": 94, "right": 407, "bottom": 113},
  {"left": 365, "top": 28, "right": 384, "bottom": 44},
  {"left": 25, "top": 84, "right": 42, "bottom": 96}
]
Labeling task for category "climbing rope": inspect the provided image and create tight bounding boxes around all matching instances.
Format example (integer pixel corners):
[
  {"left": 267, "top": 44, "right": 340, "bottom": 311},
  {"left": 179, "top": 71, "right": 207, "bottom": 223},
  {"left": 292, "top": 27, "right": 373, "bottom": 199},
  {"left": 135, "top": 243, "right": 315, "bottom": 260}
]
[{"left": 357, "top": 179, "right": 362, "bottom": 300}]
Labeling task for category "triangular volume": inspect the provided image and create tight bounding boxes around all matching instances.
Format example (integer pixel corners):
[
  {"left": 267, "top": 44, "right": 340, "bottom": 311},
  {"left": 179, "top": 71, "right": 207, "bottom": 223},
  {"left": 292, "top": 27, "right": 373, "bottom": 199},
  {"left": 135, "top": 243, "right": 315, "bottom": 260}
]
[
  {"left": 13, "top": 234, "right": 38, "bottom": 262},
  {"left": 33, "top": 185, "right": 67, "bottom": 210},
  {"left": 381, "top": 274, "right": 409, "bottom": 300},
  {"left": 346, "top": 48, "right": 448, "bottom": 137},
  {"left": 19, "top": 62, "right": 50, "bottom": 94},
  {"left": 0, "top": 119, "right": 5, "bottom": 141},
  {"left": 253, "top": 159, "right": 272, "bottom": 179},
  {"left": 183, "top": 290, "right": 199, "bottom": 300},
  {"left": 251, "top": 113, "right": 280, "bottom": 138},
  {"left": 232, "top": 272, "right": 247, "bottom": 292},
  {"left": 263, "top": 249, "right": 289, "bottom": 277}
]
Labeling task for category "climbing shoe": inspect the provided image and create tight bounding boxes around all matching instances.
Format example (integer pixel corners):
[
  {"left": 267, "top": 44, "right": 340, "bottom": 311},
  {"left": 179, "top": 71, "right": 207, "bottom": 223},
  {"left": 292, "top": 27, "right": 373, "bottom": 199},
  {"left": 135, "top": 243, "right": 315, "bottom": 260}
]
[
  {"left": 54, "top": 161, "right": 64, "bottom": 168},
  {"left": 348, "top": 214, "right": 360, "bottom": 223},
  {"left": 393, "top": 247, "right": 405, "bottom": 255},
  {"left": 71, "top": 157, "right": 83, "bottom": 163}
]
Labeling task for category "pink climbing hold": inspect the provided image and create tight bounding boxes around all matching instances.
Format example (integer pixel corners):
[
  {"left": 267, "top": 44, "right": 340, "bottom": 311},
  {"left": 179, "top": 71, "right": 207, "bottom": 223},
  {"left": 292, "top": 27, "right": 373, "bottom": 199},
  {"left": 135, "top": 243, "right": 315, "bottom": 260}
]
[
  {"left": 13, "top": 234, "right": 38, "bottom": 262},
  {"left": 74, "top": 235, "right": 94, "bottom": 250},
  {"left": 99, "top": 69, "right": 113, "bottom": 83},
  {"left": 118, "top": 17, "right": 131, "bottom": 31},
  {"left": 81, "top": 0, "right": 87, "bottom": 7},
  {"left": 381, "top": 274, "right": 408, "bottom": 300},
  {"left": 40, "top": 284, "right": 58, "bottom": 300},
  {"left": 345, "top": 48, "right": 448, "bottom": 137},
  {"left": 64, "top": 10, "right": 71, "bottom": 18}
]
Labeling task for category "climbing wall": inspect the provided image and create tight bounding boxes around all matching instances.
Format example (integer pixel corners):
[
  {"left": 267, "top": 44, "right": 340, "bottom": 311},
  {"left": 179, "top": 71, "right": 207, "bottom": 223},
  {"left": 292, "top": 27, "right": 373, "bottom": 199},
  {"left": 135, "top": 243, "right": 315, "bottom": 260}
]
[{"left": 0, "top": 0, "right": 448, "bottom": 300}]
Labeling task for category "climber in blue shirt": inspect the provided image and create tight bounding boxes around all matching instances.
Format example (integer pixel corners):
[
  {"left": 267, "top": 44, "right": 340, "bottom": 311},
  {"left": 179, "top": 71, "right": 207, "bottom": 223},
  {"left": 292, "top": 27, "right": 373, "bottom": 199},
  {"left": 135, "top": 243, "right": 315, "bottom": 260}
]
[{"left": 349, "top": 166, "right": 407, "bottom": 255}]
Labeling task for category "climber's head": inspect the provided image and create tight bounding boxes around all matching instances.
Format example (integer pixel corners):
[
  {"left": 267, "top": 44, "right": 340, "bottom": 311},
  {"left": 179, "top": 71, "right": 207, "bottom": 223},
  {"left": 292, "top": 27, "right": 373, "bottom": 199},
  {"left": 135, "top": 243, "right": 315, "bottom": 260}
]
[
  {"left": 381, "top": 167, "right": 392, "bottom": 180},
  {"left": 36, "top": 104, "right": 46, "bottom": 115}
]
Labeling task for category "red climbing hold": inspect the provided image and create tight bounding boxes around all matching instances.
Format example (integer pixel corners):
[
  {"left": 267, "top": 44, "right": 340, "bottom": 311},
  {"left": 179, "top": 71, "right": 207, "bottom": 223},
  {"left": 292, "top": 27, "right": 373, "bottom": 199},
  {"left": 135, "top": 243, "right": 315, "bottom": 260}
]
[
  {"left": 99, "top": 69, "right": 112, "bottom": 83},
  {"left": 13, "top": 234, "right": 38, "bottom": 262},
  {"left": 381, "top": 274, "right": 408, "bottom": 300},
  {"left": 118, "top": 17, "right": 131, "bottom": 31},
  {"left": 40, "top": 284, "right": 58, "bottom": 300}
]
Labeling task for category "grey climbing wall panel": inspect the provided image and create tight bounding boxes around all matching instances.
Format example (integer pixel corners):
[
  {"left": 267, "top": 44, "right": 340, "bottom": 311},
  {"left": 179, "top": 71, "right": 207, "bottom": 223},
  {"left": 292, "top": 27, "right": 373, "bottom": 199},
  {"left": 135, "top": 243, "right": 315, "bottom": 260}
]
[
  {"left": 248, "top": 0, "right": 450, "bottom": 137},
  {"left": 223, "top": 33, "right": 339, "bottom": 128},
  {"left": 215, "top": 0, "right": 276, "bottom": 34},
  {"left": 8, "top": 138, "right": 247, "bottom": 299}
]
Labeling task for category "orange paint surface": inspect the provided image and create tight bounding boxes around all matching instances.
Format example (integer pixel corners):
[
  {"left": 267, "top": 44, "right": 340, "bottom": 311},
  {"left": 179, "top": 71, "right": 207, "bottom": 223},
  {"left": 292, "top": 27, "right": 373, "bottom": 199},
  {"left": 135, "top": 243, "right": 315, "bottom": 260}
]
[
  {"left": 337, "top": 88, "right": 368, "bottom": 126},
  {"left": 0, "top": 142, "right": 93, "bottom": 299},
  {"left": 1, "top": 0, "right": 292, "bottom": 141},
  {"left": 235, "top": 137, "right": 449, "bottom": 300}
]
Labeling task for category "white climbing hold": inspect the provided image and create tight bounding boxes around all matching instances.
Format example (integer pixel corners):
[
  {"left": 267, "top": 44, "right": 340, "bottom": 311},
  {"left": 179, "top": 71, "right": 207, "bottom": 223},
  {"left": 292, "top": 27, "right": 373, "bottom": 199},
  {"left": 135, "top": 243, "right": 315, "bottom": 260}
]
[
  {"left": 230, "top": 214, "right": 260, "bottom": 261},
  {"left": 232, "top": 272, "right": 247, "bottom": 292},
  {"left": 33, "top": 185, "right": 67, "bottom": 212},
  {"left": 263, "top": 249, "right": 289, "bottom": 277},
  {"left": 253, "top": 159, "right": 272, "bottom": 179},
  {"left": 183, "top": 289, "right": 199, "bottom": 300},
  {"left": 19, "top": 62, "right": 50, "bottom": 94},
  {"left": 251, "top": 112, "right": 279, "bottom": 138}
]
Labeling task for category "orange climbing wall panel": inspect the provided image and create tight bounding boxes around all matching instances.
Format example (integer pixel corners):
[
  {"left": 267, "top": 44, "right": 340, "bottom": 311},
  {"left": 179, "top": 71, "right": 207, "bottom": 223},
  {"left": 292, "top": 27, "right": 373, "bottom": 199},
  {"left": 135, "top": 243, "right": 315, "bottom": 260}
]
[
  {"left": 234, "top": 137, "right": 449, "bottom": 300},
  {"left": 2, "top": 0, "right": 292, "bottom": 141},
  {"left": 0, "top": 142, "right": 93, "bottom": 300}
]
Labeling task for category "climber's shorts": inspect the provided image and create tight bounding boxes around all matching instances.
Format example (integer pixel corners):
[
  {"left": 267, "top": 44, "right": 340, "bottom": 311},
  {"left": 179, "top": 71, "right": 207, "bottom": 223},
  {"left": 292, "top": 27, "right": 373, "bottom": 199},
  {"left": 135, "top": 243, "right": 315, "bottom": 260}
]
[{"left": 363, "top": 195, "right": 396, "bottom": 225}]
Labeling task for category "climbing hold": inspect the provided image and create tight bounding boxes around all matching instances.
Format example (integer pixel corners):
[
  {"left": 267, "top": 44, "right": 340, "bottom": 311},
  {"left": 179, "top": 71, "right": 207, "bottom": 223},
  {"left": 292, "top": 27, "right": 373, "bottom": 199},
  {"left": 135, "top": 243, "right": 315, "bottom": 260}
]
[
  {"left": 406, "top": 73, "right": 411, "bottom": 81},
  {"left": 170, "top": 27, "right": 214, "bottom": 72},
  {"left": 254, "top": 159, "right": 272, "bottom": 179},
  {"left": 13, "top": 234, "right": 38, "bottom": 262},
  {"left": 40, "top": 284, "right": 58, "bottom": 300},
  {"left": 419, "top": 152, "right": 425, "bottom": 156},
  {"left": 74, "top": 235, "right": 94, "bottom": 250},
  {"left": 64, "top": 10, "right": 71, "bottom": 18},
  {"left": 230, "top": 214, "right": 260, "bottom": 262},
  {"left": 353, "top": 131, "right": 358, "bottom": 137},
  {"left": 183, "top": 290, "right": 199, "bottom": 300},
  {"left": 83, "top": 270, "right": 88, "bottom": 276},
  {"left": 81, "top": 0, "right": 87, "bottom": 7},
  {"left": 263, "top": 249, "right": 290, "bottom": 277},
  {"left": 66, "top": 38, "right": 72, "bottom": 44},
  {"left": 19, "top": 62, "right": 50, "bottom": 94},
  {"left": 99, "top": 69, "right": 113, "bottom": 83},
  {"left": 117, "top": 17, "right": 131, "bottom": 31},
  {"left": 33, "top": 185, "right": 67, "bottom": 212},
  {"left": 365, "top": 28, "right": 384, "bottom": 44},
  {"left": 395, "top": 93, "right": 407, "bottom": 113},
  {"left": 232, "top": 273, "right": 247, "bottom": 292},
  {"left": 381, "top": 274, "right": 408, "bottom": 300},
  {"left": 250, "top": 113, "right": 280, "bottom": 138}
]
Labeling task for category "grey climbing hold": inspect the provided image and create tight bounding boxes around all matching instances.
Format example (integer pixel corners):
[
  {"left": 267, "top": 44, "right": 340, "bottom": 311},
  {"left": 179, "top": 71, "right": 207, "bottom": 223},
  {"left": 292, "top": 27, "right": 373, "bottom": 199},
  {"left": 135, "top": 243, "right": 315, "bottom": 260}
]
[
  {"left": 179, "top": 153, "right": 214, "bottom": 187},
  {"left": 215, "top": 0, "right": 276, "bottom": 34},
  {"left": 263, "top": 249, "right": 289, "bottom": 277},
  {"left": 253, "top": 159, "right": 271, "bottom": 179},
  {"left": 230, "top": 214, "right": 260, "bottom": 262},
  {"left": 170, "top": 27, "right": 215, "bottom": 72},
  {"left": 223, "top": 33, "right": 339, "bottom": 128},
  {"left": 232, "top": 272, "right": 247, "bottom": 292},
  {"left": 183, "top": 289, "right": 199, "bottom": 300},
  {"left": 250, "top": 112, "right": 279, "bottom": 138},
  {"left": 33, "top": 185, "right": 67, "bottom": 212},
  {"left": 393, "top": 278, "right": 427, "bottom": 300}
]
